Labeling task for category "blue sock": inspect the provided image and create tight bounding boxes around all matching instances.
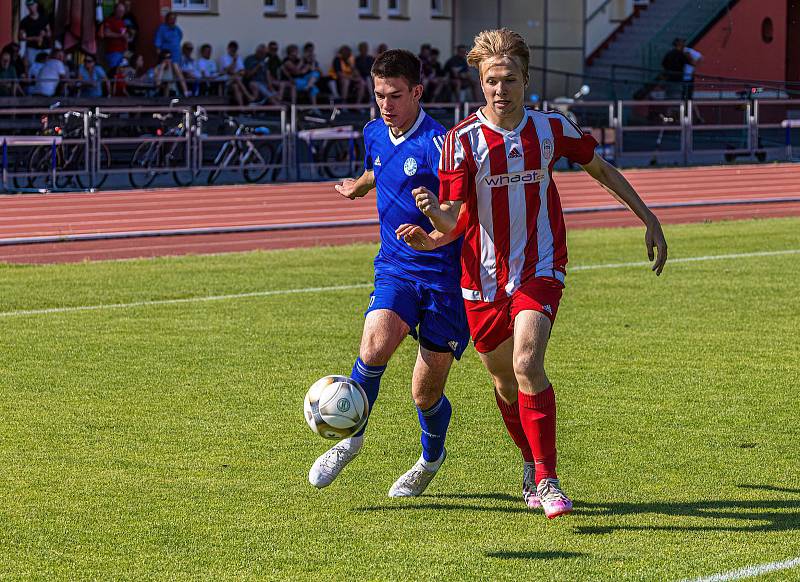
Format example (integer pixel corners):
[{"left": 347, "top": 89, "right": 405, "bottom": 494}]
[
  {"left": 417, "top": 395, "right": 452, "bottom": 462},
  {"left": 351, "top": 357, "right": 386, "bottom": 437}
]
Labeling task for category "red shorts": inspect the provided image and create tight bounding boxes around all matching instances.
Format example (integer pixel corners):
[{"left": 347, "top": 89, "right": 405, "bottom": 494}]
[{"left": 464, "top": 278, "right": 564, "bottom": 354}]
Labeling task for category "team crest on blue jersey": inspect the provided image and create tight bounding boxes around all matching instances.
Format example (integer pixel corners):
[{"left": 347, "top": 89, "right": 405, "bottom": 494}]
[
  {"left": 403, "top": 157, "right": 418, "bottom": 176},
  {"left": 542, "top": 138, "right": 554, "bottom": 160}
]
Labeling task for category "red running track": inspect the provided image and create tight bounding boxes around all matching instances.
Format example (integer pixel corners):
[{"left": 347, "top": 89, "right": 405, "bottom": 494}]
[{"left": 1, "top": 163, "right": 799, "bottom": 264}]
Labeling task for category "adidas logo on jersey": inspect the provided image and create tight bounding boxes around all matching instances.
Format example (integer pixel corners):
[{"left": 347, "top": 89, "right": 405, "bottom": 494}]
[
  {"left": 448, "top": 340, "right": 459, "bottom": 352},
  {"left": 508, "top": 147, "right": 522, "bottom": 159},
  {"left": 374, "top": 156, "right": 381, "bottom": 166},
  {"left": 542, "top": 304, "right": 553, "bottom": 314}
]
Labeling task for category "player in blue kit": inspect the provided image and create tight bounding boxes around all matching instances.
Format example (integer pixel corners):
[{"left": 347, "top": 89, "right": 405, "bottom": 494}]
[{"left": 308, "top": 49, "right": 469, "bottom": 497}]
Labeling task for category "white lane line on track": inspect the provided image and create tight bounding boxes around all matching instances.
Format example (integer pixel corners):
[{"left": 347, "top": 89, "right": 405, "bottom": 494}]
[
  {"left": 682, "top": 557, "right": 800, "bottom": 582},
  {"left": 1, "top": 248, "right": 798, "bottom": 319}
]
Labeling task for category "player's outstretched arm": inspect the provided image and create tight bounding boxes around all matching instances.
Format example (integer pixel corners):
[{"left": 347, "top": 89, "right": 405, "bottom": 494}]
[
  {"left": 335, "top": 169, "right": 375, "bottom": 200},
  {"left": 581, "top": 154, "right": 668, "bottom": 275},
  {"left": 412, "top": 186, "right": 462, "bottom": 233}
]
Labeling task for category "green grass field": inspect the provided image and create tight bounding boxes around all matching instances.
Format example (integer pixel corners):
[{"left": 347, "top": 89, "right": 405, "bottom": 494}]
[{"left": 1, "top": 217, "right": 799, "bottom": 580}]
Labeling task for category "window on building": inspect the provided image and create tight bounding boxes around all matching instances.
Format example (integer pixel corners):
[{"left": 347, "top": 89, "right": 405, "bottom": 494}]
[
  {"left": 264, "top": 0, "right": 287, "bottom": 15},
  {"left": 431, "top": 0, "right": 450, "bottom": 17},
  {"left": 388, "top": 0, "right": 407, "bottom": 17},
  {"left": 359, "top": 0, "right": 378, "bottom": 17},
  {"left": 173, "top": 0, "right": 210, "bottom": 11},
  {"left": 296, "top": 0, "right": 317, "bottom": 15}
]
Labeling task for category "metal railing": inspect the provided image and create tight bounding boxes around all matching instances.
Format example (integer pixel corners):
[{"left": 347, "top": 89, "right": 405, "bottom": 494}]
[{"left": 2, "top": 98, "right": 800, "bottom": 193}]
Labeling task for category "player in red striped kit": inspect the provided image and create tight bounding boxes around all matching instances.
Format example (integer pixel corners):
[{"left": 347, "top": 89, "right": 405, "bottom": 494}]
[{"left": 397, "top": 28, "right": 668, "bottom": 518}]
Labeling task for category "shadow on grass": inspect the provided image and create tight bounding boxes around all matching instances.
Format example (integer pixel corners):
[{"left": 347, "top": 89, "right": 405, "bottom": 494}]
[
  {"left": 354, "top": 486, "right": 800, "bottom": 534},
  {"left": 573, "top": 495, "right": 800, "bottom": 534},
  {"left": 486, "top": 551, "right": 585, "bottom": 560}
]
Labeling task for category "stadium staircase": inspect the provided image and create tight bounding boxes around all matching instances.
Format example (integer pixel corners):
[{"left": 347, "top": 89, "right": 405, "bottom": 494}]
[{"left": 586, "top": 0, "right": 739, "bottom": 100}]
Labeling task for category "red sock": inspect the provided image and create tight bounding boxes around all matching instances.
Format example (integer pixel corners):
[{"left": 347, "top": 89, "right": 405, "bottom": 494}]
[
  {"left": 518, "top": 385, "right": 558, "bottom": 482},
  {"left": 495, "top": 391, "right": 534, "bottom": 463}
]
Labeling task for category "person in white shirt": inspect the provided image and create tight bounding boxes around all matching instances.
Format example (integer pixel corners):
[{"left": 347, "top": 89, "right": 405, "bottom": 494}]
[
  {"left": 32, "top": 48, "right": 67, "bottom": 97},
  {"left": 219, "top": 40, "right": 253, "bottom": 105},
  {"left": 682, "top": 46, "right": 702, "bottom": 99}
]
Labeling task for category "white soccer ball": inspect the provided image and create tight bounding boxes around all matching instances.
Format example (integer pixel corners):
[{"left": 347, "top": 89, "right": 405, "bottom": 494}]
[{"left": 304, "top": 375, "right": 369, "bottom": 440}]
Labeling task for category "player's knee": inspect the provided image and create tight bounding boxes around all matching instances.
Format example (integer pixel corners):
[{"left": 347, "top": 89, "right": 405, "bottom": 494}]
[
  {"left": 359, "top": 341, "right": 392, "bottom": 367},
  {"left": 413, "top": 388, "right": 442, "bottom": 411},
  {"left": 513, "top": 354, "right": 546, "bottom": 386}
]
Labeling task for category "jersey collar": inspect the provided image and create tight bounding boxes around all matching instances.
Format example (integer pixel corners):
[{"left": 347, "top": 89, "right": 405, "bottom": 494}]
[
  {"left": 476, "top": 107, "right": 529, "bottom": 136},
  {"left": 388, "top": 107, "right": 426, "bottom": 146}
]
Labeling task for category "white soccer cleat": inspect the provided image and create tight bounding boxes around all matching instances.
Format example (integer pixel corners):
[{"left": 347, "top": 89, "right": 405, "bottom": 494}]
[
  {"left": 537, "top": 477, "right": 573, "bottom": 519},
  {"left": 522, "top": 462, "right": 542, "bottom": 509},
  {"left": 308, "top": 438, "right": 362, "bottom": 489},
  {"left": 388, "top": 449, "right": 446, "bottom": 498}
]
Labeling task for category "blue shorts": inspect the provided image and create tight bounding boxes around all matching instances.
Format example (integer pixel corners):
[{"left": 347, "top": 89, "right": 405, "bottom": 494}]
[{"left": 366, "top": 273, "right": 470, "bottom": 360}]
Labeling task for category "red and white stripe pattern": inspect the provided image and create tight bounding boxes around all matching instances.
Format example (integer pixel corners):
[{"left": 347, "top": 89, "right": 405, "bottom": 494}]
[{"left": 440, "top": 108, "right": 594, "bottom": 302}]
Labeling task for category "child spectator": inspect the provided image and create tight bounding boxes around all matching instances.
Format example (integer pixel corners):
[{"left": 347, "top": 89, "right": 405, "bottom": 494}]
[
  {"left": 26, "top": 51, "right": 48, "bottom": 95},
  {"left": 196, "top": 43, "right": 220, "bottom": 96},
  {"left": 179, "top": 42, "right": 199, "bottom": 95}
]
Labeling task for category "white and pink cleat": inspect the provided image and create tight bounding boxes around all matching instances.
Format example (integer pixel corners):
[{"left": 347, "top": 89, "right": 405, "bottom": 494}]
[{"left": 536, "top": 477, "right": 573, "bottom": 519}]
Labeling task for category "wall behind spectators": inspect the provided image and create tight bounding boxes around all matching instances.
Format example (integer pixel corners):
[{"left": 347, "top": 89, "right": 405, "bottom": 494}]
[
  {"left": 173, "top": 0, "right": 452, "bottom": 72},
  {"left": 692, "top": 0, "right": 787, "bottom": 85}
]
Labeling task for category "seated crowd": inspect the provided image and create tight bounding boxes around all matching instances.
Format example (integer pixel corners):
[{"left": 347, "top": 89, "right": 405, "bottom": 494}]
[{"left": 1, "top": 3, "right": 481, "bottom": 105}]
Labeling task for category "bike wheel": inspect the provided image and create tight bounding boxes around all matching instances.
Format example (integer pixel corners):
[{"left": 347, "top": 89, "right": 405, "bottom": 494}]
[
  {"left": 206, "top": 142, "right": 229, "bottom": 185},
  {"left": 129, "top": 141, "right": 159, "bottom": 188},
  {"left": 28, "top": 145, "right": 54, "bottom": 190},
  {"left": 78, "top": 144, "right": 111, "bottom": 189},
  {"left": 167, "top": 141, "right": 194, "bottom": 187},
  {"left": 321, "top": 139, "right": 360, "bottom": 179},
  {"left": 243, "top": 141, "right": 276, "bottom": 183},
  {"left": 56, "top": 144, "right": 84, "bottom": 189}
]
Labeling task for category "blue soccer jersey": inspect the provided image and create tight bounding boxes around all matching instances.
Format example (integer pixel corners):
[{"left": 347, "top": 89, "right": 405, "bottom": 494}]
[{"left": 363, "top": 108, "right": 461, "bottom": 292}]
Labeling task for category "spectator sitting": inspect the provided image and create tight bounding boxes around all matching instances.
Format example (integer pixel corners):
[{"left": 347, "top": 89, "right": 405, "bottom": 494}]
[
  {"left": 32, "top": 48, "right": 67, "bottom": 97},
  {"left": 26, "top": 50, "right": 48, "bottom": 95},
  {"left": 444, "top": 44, "right": 480, "bottom": 101},
  {"left": 2, "top": 43, "right": 26, "bottom": 78},
  {"left": 196, "top": 43, "right": 220, "bottom": 95},
  {"left": 154, "top": 12, "right": 182, "bottom": 66},
  {"left": 179, "top": 42, "right": 199, "bottom": 95},
  {"left": 282, "top": 43, "right": 320, "bottom": 105},
  {"left": 244, "top": 43, "right": 278, "bottom": 105},
  {"left": 266, "top": 41, "right": 291, "bottom": 102},
  {"left": 219, "top": 40, "right": 254, "bottom": 106},
  {"left": 102, "top": 2, "right": 128, "bottom": 70},
  {"left": 354, "top": 41, "right": 374, "bottom": 95},
  {"left": 330, "top": 45, "right": 366, "bottom": 103},
  {"left": 117, "top": 53, "right": 150, "bottom": 96},
  {"left": 423, "top": 47, "right": 446, "bottom": 102},
  {"left": 19, "top": 0, "right": 51, "bottom": 67},
  {"left": 0, "top": 50, "right": 23, "bottom": 97},
  {"left": 78, "top": 54, "right": 110, "bottom": 98},
  {"left": 148, "top": 49, "right": 188, "bottom": 97}
]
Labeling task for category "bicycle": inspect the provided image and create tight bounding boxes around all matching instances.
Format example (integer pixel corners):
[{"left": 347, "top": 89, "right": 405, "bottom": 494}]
[
  {"left": 128, "top": 111, "right": 193, "bottom": 188},
  {"left": 205, "top": 115, "right": 275, "bottom": 185},
  {"left": 27, "top": 109, "right": 111, "bottom": 190}
]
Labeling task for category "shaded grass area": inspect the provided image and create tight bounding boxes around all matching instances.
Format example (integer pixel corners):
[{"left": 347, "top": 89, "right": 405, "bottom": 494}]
[{"left": 0, "top": 217, "right": 798, "bottom": 580}]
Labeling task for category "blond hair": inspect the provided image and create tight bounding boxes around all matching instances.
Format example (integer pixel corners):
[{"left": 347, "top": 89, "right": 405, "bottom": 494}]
[{"left": 466, "top": 28, "right": 530, "bottom": 83}]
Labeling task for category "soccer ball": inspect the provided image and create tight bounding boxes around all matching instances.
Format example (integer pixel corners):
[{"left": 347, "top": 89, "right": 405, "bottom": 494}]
[{"left": 304, "top": 375, "right": 369, "bottom": 440}]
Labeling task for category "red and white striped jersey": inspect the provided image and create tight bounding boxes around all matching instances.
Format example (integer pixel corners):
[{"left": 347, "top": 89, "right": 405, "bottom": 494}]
[{"left": 439, "top": 107, "right": 598, "bottom": 302}]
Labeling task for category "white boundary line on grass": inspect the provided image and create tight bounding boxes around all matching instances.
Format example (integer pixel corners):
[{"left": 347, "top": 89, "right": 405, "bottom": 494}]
[
  {"left": 683, "top": 556, "right": 800, "bottom": 582},
  {"left": 1, "top": 248, "right": 798, "bottom": 319}
]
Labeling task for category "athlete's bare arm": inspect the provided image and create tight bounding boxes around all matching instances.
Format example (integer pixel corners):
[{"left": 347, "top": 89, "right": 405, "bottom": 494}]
[
  {"left": 335, "top": 169, "right": 376, "bottom": 200},
  {"left": 581, "top": 154, "right": 668, "bottom": 275},
  {"left": 412, "top": 186, "right": 462, "bottom": 233},
  {"left": 396, "top": 203, "right": 467, "bottom": 251}
]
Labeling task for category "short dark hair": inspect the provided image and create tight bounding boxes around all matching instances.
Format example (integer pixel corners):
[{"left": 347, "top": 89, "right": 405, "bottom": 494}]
[{"left": 371, "top": 49, "right": 421, "bottom": 88}]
